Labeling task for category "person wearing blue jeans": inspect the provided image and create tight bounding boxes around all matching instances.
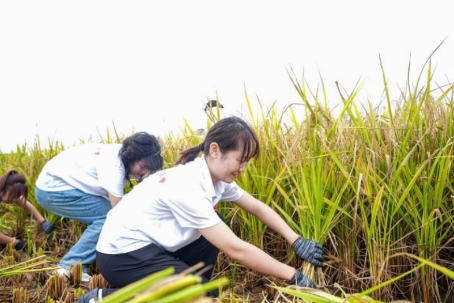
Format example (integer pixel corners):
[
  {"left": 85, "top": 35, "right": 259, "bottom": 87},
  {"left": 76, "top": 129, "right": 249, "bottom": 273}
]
[
  {"left": 35, "top": 188, "right": 111, "bottom": 280},
  {"left": 35, "top": 132, "right": 163, "bottom": 282}
]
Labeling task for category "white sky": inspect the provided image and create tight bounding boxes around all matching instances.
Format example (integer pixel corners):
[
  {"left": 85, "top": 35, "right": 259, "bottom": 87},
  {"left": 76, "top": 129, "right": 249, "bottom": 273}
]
[{"left": 1, "top": 1, "right": 453, "bottom": 153}]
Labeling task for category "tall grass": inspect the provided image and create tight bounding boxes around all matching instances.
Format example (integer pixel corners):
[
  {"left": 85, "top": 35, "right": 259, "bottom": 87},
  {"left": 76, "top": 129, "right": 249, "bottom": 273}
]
[
  {"left": 225, "top": 58, "right": 454, "bottom": 302},
  {"left": 1, "top": 58, "right": 454, "bottom": 302}
]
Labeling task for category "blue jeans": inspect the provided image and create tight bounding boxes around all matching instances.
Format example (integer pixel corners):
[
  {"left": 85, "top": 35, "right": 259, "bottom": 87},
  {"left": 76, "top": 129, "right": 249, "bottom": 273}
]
[{"left": 35, "top": 187, "right": 111, "bottom": 269}]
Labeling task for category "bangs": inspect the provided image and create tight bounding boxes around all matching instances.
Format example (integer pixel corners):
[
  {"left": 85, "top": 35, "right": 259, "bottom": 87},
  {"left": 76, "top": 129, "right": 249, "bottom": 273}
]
[
  {"left": 144, "top": 153, "right": 162, "bottom": 173},
  {"left": 206, "top": 116, "right": 260, "bottom": 162},
  {"left": 239, "top": 132, "right": 260, "bottom": 162}
]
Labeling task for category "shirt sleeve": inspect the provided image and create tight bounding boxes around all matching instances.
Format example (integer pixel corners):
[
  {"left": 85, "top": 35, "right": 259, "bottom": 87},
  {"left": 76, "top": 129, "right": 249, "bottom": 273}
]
[{"left": 220, "top": 181, "right": 245, "bottom": 202}]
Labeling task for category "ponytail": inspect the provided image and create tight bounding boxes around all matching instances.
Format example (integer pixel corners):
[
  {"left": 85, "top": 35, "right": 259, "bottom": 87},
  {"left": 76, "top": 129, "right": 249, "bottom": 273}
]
[
  {"left": 175, "top": 116, "right": 259, "bottom": 165},
  {"left": 176, "top": 142, "right": 205, "bottom": 165}
]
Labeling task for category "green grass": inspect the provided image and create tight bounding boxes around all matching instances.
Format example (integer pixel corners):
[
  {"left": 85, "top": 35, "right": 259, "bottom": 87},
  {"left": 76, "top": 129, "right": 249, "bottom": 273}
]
[{"left": 1, "top": 57, "right": 454, "bottom": 302}]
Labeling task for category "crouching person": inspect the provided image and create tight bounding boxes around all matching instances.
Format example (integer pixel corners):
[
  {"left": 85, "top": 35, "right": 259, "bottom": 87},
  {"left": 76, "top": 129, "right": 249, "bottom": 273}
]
[
  {"left": 0, "top": 170, "right": 54, "bottom": 251},
  {"left": 79, "top": 117, "right": 323, "bottom": 302}
]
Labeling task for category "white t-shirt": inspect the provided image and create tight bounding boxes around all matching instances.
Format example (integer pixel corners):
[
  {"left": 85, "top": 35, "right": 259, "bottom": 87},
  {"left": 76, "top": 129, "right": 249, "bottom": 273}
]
[
  {"left": 96, "top": 156, "right": 245, "bottom": 254},
  {"left": 35, "top": 143, "right": 127, "bottom": 198}
]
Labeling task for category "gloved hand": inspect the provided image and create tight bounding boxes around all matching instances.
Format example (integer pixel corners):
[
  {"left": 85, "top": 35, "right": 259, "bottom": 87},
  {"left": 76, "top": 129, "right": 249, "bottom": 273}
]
[
  {"left": 14, "top": 239, "right": 25, "bottom": 251},
  {"left": 288, "top": 270, "right": 316, "bottom": 288},
  {"left": 41, "top": 220, "right": 55, "bottom": 234},
  {"left": 292, "top": 236, "right": 324, "bottom": 267}
]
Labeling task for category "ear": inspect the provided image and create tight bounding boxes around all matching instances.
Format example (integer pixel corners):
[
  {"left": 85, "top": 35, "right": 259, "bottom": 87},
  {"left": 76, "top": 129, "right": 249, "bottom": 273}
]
[{"left": 209, "top": 142, "right": 220, "bottom": 158}]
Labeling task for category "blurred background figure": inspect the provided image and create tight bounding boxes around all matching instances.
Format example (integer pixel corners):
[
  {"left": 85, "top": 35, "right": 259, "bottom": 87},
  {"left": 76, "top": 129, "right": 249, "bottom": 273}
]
[
  {"left": 204, "top": 100, "right": 224, "bottom": 117},
  {"left": 193, "top": 100, "right": 225, "bottom": 136}
]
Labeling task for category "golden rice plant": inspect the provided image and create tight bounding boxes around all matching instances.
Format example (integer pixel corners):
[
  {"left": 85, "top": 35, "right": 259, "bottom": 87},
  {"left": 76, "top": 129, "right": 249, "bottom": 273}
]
[
  {"left": 69, "top": 263, "right": 83, "bottom": 286},
  {"left": 12, "top": 287, "right": 29, "bottom": 303},
  {"left": 80, "top": 266, "right": 229, "bottom": 303},
  {"left": 274, "top": 252, "right": 454, "bottom": 303},
  {"left": 46, "top": 273, "right": 66, "bottom": 300},
  {"left": 90, "top": 273, "right": 111, "bottom": 290},
  {"left": 1, "top": 51, "right": 454, "bottom": 302}
]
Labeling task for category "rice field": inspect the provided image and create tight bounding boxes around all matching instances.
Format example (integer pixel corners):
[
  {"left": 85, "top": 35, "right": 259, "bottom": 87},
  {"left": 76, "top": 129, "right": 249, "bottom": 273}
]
[{"left": 1, "top": 60, "right": 454, "bottom": 303}]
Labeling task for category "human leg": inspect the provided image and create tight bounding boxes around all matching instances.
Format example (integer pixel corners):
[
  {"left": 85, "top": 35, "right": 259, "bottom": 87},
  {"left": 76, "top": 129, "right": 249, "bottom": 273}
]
[
  {"left": 173, "top": 211, "right": 224, "bottom": 281},
  {"left": 171, "top": 233, "right": 220, "bottom": 282},
  {"left": 96, "top": 213, "right": 224, "bottom": 296},
  {"left": 35, "top": 187, "right": 111, "bottom": 268},
  {"left": 98, "top": 230, "right": 221, "bottom": 286},
  {"left": 97, "top": 243, "right": 196, "bottom": 288}
]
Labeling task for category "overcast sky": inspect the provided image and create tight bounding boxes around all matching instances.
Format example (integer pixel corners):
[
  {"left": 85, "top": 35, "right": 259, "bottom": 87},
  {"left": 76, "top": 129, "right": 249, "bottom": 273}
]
[{"left": 1, "top": 1, "right": 453, "bottom": 153}]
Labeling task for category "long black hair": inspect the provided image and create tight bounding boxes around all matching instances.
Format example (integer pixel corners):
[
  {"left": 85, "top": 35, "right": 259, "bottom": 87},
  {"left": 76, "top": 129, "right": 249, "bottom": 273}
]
[
  {"left": 176, "top": 116, "right": 260, "bottom": 165},
  {"left": 119, "top": 132, "right": 164, "bottom": 185}
]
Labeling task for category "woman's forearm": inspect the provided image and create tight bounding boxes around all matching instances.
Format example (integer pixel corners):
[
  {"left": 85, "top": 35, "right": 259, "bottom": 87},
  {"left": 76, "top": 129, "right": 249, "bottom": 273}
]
[
  {"left": 22, "top": 201, "right": 45, "bottom": 223},
  {"left": 253, "top": 202, "right": 300, "bottom": 244},
  {"left": 0, "top": 232, "right": 16, "bottom": 245},
  {"left": 228, "top": 241, "right": 296, "bottom": 280}
]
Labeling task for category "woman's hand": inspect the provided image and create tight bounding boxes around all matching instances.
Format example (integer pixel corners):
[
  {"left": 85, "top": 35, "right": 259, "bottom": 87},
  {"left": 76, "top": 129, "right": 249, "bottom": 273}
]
[
  {"left": 288, "top": 270, "right": 316, "bottom": 288},
  {"left": 292, "top": 236, "right": 324, "bottom": 267},
  {"left": 41, "top": 221, "right": 55, "bottom": 234},
  {"left": 14, "top": 239, "right": 25, "bottom": 250}
]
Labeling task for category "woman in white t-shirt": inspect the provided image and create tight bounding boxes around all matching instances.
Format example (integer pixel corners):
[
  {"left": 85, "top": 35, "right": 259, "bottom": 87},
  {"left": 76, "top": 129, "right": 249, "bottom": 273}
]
[
  {"left": 35, "top": 132, "right": 163, "bottom": 282},
  {"left": 83, "top": 117, "right": 323, "bottom": 301}
]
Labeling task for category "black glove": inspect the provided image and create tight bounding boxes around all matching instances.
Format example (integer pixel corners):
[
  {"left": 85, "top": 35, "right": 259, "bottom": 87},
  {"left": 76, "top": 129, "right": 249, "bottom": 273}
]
[
  {"left": 41, "top": 220, "right": 55, "bottom": 234},
  {"left": 292, "top": 236, "right": 324, "bottom": 267},
  {"left": 14, "top": 239, "right": 25, "bottom": 251},
  {"left": 288, "top": 270, "right": 316, "bottom": 288}
]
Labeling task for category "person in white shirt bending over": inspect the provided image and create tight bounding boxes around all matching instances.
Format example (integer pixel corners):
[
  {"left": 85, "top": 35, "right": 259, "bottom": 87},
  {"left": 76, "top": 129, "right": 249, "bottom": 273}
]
[
  {"left": 35, "top": 132, "right": 163, "bottom": 282},
  {"left": 88, "top": 117, "right": 323, "bottom": 301}
]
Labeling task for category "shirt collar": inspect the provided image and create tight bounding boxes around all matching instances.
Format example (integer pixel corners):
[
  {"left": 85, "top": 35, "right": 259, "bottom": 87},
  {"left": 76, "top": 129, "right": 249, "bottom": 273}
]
[{"left": 196, "top": 155, "right": 223, "bottom": 200}]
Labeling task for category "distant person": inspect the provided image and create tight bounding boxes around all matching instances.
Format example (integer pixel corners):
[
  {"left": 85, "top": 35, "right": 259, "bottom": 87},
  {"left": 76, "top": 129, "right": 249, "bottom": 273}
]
[
  {"left": 78, "top": 117, "right": 323, "bottom": 302},
  {"left": 0, "top": 170, "right": 54, "bottom": 251},
  {"left": 194, "top": 100, "right": 225, "bottom": 136},
  {"left": 204, "top": 99, "right": 224, "bottom": 113},
  {"left": 35, "top": 132, "right": 163, "bottom": 282}
]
